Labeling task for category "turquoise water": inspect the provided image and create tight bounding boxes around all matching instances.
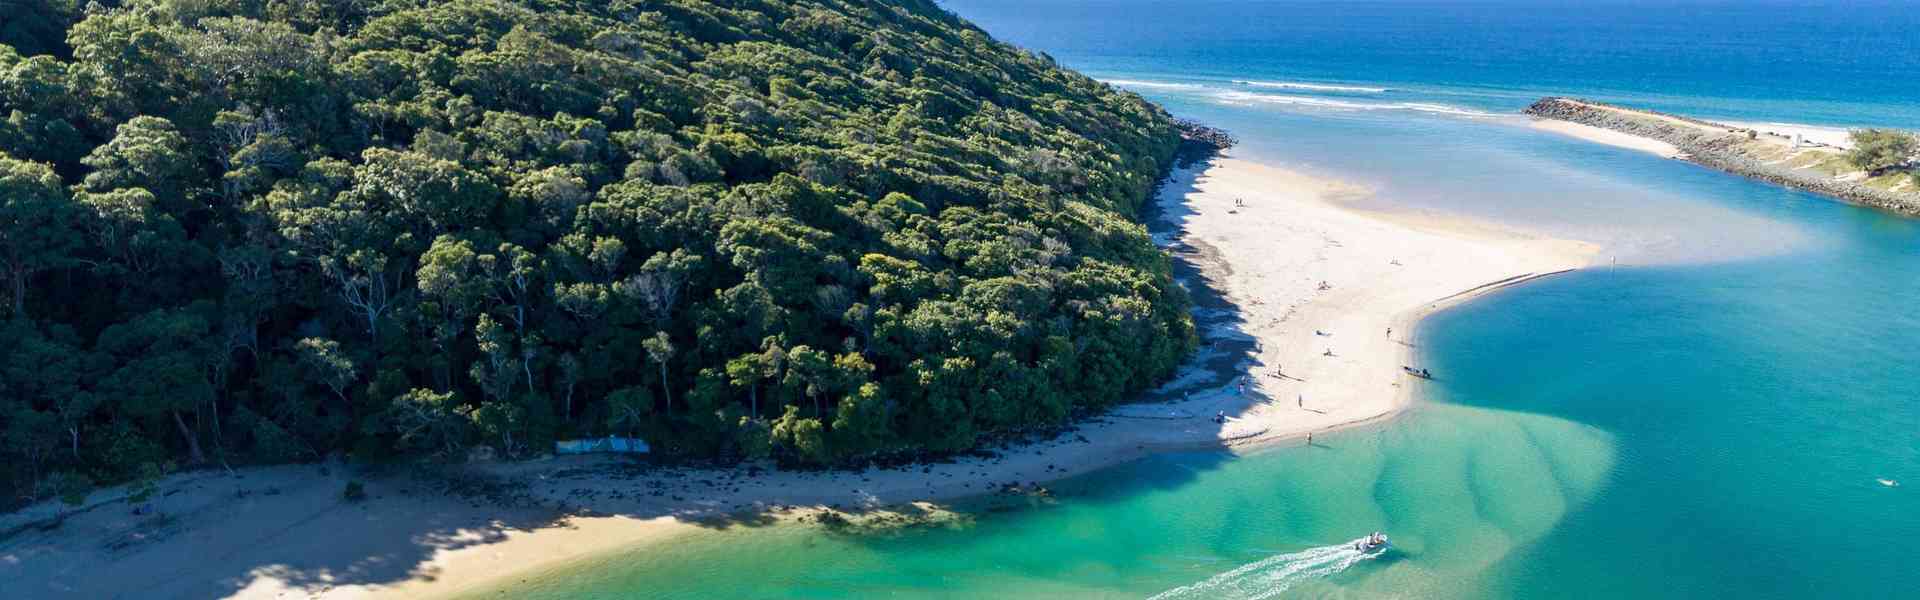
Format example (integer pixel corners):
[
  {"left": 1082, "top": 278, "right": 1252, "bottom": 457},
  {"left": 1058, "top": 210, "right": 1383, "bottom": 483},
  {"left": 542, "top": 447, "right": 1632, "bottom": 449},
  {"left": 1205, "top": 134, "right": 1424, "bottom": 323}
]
[
  {"left": 493, "top": 405, "right": 1616, "bottom": 598},
  {"left": 480, "top": 2, "right": 1920, "bottom": 597}
]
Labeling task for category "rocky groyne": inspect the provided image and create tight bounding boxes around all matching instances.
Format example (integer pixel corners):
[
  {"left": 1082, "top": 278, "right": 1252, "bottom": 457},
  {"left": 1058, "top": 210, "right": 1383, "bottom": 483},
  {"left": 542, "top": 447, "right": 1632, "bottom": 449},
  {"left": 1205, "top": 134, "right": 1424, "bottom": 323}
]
[{"left": 1525, "top": 97, "right": 1920, "bottom": 216}]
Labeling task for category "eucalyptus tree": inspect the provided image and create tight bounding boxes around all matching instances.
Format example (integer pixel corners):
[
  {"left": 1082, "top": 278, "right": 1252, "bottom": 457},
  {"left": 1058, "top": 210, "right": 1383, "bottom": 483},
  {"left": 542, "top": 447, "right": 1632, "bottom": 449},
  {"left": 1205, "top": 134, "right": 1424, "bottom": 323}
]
[{"left": 0, "top": 153, "right": 79, "bottom": 316}]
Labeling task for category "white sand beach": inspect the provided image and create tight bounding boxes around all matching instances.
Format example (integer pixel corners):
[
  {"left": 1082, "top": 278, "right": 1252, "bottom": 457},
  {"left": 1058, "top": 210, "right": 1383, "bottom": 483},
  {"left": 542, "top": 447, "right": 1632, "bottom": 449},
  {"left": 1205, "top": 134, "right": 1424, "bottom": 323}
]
[
  {"left": 0, "top": 156, "right": 1596, "bottom": 600},
  {"left": 1529, "top": 118, "right": 1684, "bottom": 158},
  {"left": 1720, "top": 120, "right": 1856, "bottom": 149}
]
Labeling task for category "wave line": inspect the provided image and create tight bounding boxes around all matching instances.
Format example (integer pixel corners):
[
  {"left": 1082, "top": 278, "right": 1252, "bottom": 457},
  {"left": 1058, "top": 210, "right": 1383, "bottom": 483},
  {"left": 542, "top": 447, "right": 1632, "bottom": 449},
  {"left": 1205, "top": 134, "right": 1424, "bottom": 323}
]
[
  {"left": 1234, "top": 80, "right": 1390, "bottom": 93},
  {"left": 1101, "top": 79, "right": 1206, "bottom": 90},
  {"left": 1213, "top": 91, "right": 1495, "bottom": 117}
]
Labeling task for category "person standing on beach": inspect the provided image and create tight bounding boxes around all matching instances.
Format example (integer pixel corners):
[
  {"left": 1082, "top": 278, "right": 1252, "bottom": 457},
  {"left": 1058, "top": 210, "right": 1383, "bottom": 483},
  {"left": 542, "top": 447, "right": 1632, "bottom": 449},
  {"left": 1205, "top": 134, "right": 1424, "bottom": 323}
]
[{"left": 1386, "top": 327, "right": 1392, "bottom": 339}]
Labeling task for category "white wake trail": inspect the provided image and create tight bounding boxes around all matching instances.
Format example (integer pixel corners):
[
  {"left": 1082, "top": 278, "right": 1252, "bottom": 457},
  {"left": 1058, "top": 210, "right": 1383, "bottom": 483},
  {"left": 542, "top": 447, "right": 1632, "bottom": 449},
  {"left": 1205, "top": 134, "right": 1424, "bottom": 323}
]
[{"left": 1147, "top": 538, "right": 1381, "bottom": 600}]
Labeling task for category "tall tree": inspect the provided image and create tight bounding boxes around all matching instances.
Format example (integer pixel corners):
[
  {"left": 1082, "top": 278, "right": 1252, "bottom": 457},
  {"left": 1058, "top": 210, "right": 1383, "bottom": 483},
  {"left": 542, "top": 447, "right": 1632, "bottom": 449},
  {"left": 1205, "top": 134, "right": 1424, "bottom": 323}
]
[
  {"left": 295, "top": 338, "right": 359, "bottom": 423},
  {"left": 0, "top": 153, "right": 80, "bottom": 316},
  {"left": 95, "top": 306, "right": 216, "bottom": 464},
  {"left": 79, "top": 116, "right": 197, "bottom": 216},
  {"left": 643, "top": 331, "right": 676, "bottom": 414}
]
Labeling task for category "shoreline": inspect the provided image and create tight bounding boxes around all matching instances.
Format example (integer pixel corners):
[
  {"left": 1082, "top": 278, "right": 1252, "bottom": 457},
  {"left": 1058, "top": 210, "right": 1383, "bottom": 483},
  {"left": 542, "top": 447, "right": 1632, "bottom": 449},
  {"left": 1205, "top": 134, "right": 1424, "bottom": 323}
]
[
  {"left": 0, "top": 156, "right": 1596, "bottom": 600},
  {"left": 1524, "top": 97, "right": 1920, "bottom": 215}
]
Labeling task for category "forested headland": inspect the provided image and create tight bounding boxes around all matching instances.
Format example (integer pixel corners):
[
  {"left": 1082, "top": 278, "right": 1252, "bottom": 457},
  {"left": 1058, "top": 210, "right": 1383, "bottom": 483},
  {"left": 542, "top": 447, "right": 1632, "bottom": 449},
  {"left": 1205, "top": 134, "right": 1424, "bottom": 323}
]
[{"left": 0, "top": 0, "right": 1205, "bottom": 507}]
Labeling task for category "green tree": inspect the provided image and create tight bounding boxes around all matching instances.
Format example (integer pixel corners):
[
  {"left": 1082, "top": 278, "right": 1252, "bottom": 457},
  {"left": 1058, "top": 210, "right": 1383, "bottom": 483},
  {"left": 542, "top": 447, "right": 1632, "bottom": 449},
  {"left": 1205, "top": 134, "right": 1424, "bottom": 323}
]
[
  {"left": 770, "top": 405, "right": 828, "bottom": 464},
  {"left": 470, "top": 314, "right": 519, "bottom": 405},
  {"left": 1847, "top": 129, "right": 1918, "bottom": 174},
  {"left": 1, "top": 319, "right": 102, "bottom": 460},
  {"left": 643, "top": 331, "right": 677, "bottom": 414},
  {"left": 605, "top": 386, "right": 653, "bottom": 438},
  {"left": 0, "top": 153, "right": 80, "bottom": 316},
  {"left": 79, "top": 116, "right": 197, "bottom": 215},
  {"left": 95, "top": 306, "right": 216, "bottom": 464},
  {"left": 76, "top": 187, "right": 188, "bottom": 277},
  {"left": 383, "top": 388, "right": 467, "bottom": 455},
  {"left": 0, "top": 0, "right": 78, "bottom": 59},
  {"left": 734, "top": 416, "right": 772, "bottom": 461},
  {"left": 295, "top": 338, "right": 359, "bottom": 421},
  {"left": 349, "top": 148, "right": 500, "bottom": 235},
  {"left": 725, "top": 347, "right": 780, "bottom": 420}
]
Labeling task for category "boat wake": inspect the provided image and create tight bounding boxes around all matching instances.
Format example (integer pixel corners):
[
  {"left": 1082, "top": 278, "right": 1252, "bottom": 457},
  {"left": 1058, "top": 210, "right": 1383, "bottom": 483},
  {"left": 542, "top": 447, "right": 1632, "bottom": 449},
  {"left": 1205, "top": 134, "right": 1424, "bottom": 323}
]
[{"left": 1146, "top": 538, "right": 1382, "bottom": 600}]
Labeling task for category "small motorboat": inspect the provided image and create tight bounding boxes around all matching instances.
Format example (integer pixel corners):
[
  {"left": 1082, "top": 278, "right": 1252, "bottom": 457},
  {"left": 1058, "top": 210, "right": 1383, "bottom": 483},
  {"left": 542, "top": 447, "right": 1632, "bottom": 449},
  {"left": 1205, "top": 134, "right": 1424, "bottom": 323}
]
[{"left": 1355, "top": 531, "right": 1390, "bottom": 553}]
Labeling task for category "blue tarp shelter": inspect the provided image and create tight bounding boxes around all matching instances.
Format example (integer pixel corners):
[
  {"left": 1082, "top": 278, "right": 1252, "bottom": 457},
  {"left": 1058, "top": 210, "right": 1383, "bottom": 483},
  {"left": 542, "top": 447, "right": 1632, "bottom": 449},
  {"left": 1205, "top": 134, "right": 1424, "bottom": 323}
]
[{"left": 556, "top": 436, "right": 650, "bottom": 455}]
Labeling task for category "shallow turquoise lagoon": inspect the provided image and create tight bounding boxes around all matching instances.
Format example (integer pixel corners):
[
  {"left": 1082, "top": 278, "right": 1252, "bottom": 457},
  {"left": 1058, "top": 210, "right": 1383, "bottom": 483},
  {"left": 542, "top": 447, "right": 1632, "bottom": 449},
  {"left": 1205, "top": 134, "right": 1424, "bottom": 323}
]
[{"left": 486, "top": 401, "right": 1617, "bottom": 599}]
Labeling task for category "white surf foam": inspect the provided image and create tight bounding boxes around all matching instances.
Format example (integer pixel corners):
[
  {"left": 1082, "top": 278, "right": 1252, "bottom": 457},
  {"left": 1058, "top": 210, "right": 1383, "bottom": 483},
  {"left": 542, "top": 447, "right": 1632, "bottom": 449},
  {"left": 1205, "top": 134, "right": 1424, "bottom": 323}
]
[
  {"left": 1234, "top": 80, "right": 1390, "bottom": 93},
  {"left": 1147, "top": 538, "right": 1382, "bottom": 600},
  {"left": 1213, "top": 91, "right": 1496, "bottom": 118},
  {"left": 1101, "top": 79, "right": 1207, "bottom": 90}
]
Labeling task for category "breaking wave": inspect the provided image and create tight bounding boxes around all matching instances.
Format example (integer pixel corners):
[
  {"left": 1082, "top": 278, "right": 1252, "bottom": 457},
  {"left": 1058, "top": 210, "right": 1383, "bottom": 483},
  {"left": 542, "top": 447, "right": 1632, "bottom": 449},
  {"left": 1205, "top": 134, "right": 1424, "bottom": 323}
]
[
  {"left": 1100, "top": 79, "right": 1206, "bottom": 90},
  {"left": 1147, "top": 538, "right": 1382, "bottom": 600},
  {"left": 1233, "top": 80, "right": 1390, "bottom": 93},
  {"left": 1213, "top": 91, "right": 1496, "bottom": 117}
]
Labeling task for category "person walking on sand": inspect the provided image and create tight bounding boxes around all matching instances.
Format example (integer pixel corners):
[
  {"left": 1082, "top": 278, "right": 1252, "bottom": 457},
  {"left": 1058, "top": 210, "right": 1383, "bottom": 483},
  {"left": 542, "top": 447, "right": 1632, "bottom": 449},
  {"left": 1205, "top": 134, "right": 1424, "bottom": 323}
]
[
  {"left": 1386, "top": 327, "right": 1392, "bottom": 339},
  {"left": 1297, "top": 394, "right": 1303, "bottom": 408}
]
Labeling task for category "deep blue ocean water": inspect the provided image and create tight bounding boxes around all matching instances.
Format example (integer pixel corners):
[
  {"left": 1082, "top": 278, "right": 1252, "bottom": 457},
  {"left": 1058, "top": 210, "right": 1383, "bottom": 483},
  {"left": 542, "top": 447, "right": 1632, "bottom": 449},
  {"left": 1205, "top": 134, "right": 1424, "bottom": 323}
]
[
  {"left": 942, "top": 0, "right": 1920, "bottom": 128},
  {"left": 479, "top": 2, "right": 1920, "bottom": 597}
]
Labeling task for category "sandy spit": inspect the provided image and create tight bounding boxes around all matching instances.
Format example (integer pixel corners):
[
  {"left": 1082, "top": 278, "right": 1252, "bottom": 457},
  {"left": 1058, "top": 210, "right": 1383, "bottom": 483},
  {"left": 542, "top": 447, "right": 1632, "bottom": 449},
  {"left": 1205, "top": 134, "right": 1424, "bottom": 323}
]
[{"left": 1530, "top": 118, "right": 1684, "bottom": 158}]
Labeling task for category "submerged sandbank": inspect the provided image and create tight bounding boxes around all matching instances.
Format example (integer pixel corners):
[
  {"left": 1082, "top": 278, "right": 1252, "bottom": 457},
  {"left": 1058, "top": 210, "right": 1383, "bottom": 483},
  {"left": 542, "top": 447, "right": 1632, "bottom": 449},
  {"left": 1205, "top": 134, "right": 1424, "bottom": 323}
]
[{"left": 0, "top": 156, "right": 1595, "bottom": 600}]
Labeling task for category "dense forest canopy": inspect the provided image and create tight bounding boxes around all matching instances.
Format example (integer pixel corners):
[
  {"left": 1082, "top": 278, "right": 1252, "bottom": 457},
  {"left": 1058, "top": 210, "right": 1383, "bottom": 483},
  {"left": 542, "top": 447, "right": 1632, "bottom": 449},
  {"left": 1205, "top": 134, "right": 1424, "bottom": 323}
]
[{"left": 0, "top": 0, "right": 1194, "bottom": 504}]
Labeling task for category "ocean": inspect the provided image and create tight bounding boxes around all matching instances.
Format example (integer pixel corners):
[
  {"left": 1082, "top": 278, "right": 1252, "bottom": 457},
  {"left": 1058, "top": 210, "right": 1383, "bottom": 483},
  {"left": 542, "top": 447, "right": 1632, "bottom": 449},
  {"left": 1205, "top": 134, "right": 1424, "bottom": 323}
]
[{"left": 476, "top": 1, "right": 1920, "bottom": 597}]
